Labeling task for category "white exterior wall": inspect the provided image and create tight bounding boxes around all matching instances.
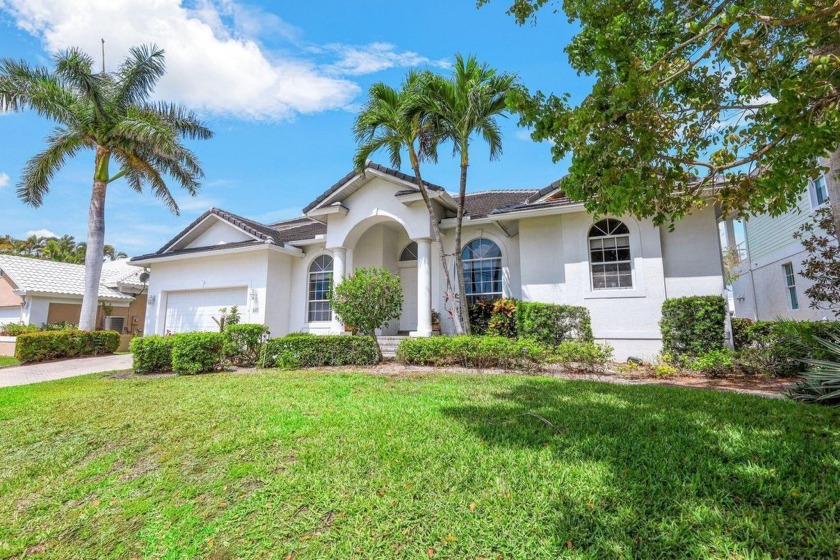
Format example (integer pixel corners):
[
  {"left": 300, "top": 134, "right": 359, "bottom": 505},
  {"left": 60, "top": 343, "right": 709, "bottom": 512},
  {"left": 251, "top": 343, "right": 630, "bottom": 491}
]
[
  {"left": 144, "top": 249, "right": 274, "bottom": 335},
  {"left": 186, "top": 220, "right": 253, "bottom": 248},
  {"left": 21, "top": 296, "right": 51, "bottom": 326}
]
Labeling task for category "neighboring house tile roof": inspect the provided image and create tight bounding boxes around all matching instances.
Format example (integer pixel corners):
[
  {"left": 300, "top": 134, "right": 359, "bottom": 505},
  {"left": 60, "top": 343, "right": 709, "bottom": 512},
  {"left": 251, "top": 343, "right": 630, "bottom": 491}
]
[
  {"left": 0, "top": 254, "right": 135, "bottom": 300},
  {"left": 101, "top": 259, "right": 148, "bottom": 289}
]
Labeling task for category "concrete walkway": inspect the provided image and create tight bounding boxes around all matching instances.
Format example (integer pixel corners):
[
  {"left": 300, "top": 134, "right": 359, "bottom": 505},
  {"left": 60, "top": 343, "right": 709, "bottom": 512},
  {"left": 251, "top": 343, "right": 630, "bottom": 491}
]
[{"left": 0, "top": 354, "right": 132, "bottom": 388}]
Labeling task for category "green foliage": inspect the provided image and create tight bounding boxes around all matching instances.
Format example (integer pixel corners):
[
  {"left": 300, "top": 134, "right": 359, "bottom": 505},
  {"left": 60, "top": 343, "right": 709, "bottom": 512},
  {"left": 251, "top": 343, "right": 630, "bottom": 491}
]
[
  {"left": 263, "top": 335, "right": 379, "bottom": 368},
  {"left": 548, "top": 340, "right": 613, "bottom": 371},
  {"left": 223, "top": 323, "right": 269, "bottom": 367},
  {"left": 735, "top": 318, "right": 840, "bottom": 376},
  {"left": 331, "top": 267, "right": 402, "bottom": 359},
  {"left": 469, "top": 298, "right": 518, "bottom": 337},
  {"left": 130, "top": 335, "right": 177, "bottom": 374},
  {"left": 787, "top": 335, "right": 840, "bottom": 407},
  {"left": 0, "top": 232, "right": 126, "bottom": 263},
  {"left": 0, "top": 323, "right": 39, "bottom": 336},
  {"left": 687, "top": 349, "right": 737, "bottom": 377},
  {"left": 40, "top": 321, "right": 77, "bottom": 331},
  {"left": 396, "top": 335, "right": 549, "bottom": 370},
  {"left": 515, "top": 301, "right": 593, "bottom": 345},
  {"left": 170, "top": 332, "right": 225, "bottom": 375},
  {"left": 212, "top": 306, "right": 241, "bottom": 332},
  {"left": 484, "top": 0, "right": 840, "bottom": 230},
  {"left": 660, "top": 296, "right": 727, "bottom": 359},
  {"left": 15, "top": 330, "right": 119, "bottom": 363},
  {"left": 793, "top": 207, "right": 840, "bottom": 316}
]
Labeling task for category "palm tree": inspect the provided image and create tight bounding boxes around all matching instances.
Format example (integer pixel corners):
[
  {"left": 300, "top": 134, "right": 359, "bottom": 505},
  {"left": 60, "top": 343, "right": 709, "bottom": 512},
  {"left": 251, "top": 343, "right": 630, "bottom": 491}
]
[
  {"left": 418, "top": 54, "right": 515, "bottom": 333},
  {"left": 354, "top": 72, "right": 465, "bottom": 334},
  {"left": 0, "top": 45, "right": 212, "bottom": 330}
]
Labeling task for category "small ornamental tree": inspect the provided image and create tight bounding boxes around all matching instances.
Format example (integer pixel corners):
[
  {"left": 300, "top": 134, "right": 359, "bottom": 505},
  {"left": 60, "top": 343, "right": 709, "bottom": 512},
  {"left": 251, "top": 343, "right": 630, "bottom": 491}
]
[
  {"left": 331, "top": 267, "right": 403, "bottom": 361},
  {"left": 794, "top": 207, "right": 840, "bottom": 316}
]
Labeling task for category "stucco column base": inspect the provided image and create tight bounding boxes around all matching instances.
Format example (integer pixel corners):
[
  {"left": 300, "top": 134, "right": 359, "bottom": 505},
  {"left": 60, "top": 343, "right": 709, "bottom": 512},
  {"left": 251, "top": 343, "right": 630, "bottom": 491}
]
[{"left": 329, "top": 246, "right": 347, "bottom": 334}]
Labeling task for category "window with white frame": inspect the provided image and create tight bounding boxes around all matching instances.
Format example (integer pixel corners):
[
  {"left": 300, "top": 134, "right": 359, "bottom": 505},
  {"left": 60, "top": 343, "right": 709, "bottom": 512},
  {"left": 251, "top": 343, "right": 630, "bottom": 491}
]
[
  {"left": 589, "top": 219, "right": 632, "bottom": 289},
  {"left": 461, "top": 238, "right": 502, "bottom": 304},
  {"left": 308, "top": 255, "right": 333, "bottom": 322},
  {"left": 809, "top": 174, "right": 829, "bottom": 209},
  {"left": 782, "top": 262, "right": 799, "bottom": 310}
]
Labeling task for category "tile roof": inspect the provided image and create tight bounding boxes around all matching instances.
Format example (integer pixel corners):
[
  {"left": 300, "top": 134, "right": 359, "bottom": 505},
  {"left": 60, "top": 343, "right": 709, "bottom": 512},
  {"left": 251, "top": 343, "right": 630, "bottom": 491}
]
[
  {"left": 101, "top": 259, "right": 147, "bottom": 288},
  {"left": 0, "top": 254, "right": 135, "bottom": 300},
  {"left": 456, "top": 190, "right": 540, "bottom": 217}
]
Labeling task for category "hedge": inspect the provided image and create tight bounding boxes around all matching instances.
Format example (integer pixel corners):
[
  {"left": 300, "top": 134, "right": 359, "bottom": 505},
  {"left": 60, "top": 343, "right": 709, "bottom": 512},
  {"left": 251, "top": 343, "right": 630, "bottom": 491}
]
[
  {"left": 171, "top": 332, "right": 226, "bottom": 375},
  {"left": 660, "top": 295, "right": 727, "bottom": 359},
  {"left": 515, "top": 301, "right": 593, "bottom": 345},
  {"left": 263, "top": 335, "right": 378, "bottom": 368},
  {"left": 130, "top": 335, "right": 178, "bottom": 374},
  {"left": 15, "top": 330, "right": 120, "bottom": 363},
  {"left": 731, "top": 317, "right": 840, "bottom": 376}
]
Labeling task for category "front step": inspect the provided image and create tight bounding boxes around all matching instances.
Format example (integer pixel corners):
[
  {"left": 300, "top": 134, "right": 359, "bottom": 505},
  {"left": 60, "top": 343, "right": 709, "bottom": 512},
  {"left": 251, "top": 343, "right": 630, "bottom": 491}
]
[{"left": 377, "top": 336, "right": 408, "bottom": 358}]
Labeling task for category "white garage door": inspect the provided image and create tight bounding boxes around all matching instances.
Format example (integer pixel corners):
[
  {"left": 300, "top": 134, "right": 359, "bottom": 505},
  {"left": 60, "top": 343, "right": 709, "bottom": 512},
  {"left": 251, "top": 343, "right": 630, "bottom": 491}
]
[
  {"left": 164, "top": 287, "right": 248, "bottom": 333},
  {"left": 0, "top": 306, "right": 21, "bottom": 326}
]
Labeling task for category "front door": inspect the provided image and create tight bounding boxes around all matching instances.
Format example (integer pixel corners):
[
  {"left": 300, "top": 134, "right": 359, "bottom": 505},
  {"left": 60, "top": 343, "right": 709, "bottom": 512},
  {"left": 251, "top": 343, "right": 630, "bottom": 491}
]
[{"left": 399, "top": 265, "right": 418, "bottom": 332}]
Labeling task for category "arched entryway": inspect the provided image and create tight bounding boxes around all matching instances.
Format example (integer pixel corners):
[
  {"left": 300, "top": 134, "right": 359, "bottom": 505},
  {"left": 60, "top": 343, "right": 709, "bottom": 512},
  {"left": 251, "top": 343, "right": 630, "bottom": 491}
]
[{"left": 328, "top": 215, "right": 432, "bottom": 337}]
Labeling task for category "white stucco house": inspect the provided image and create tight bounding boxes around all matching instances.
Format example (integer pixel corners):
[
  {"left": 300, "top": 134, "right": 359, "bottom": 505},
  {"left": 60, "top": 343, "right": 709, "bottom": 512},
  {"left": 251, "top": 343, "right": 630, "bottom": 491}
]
[
  {"left": 131, "top": 162, "right": 726, "bottom": 360},
  {"left": 722, "top": 163, "right": 835, "bottom": 321}
]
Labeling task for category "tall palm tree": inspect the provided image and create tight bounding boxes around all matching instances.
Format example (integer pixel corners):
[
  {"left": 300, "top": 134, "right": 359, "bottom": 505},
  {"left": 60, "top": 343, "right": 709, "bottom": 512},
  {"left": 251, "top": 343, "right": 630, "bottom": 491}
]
[
  {"left": 0, "top": 45, "right": 212, "bottom": 330},
  {"left": 419, "top": 54, "right": 515, "bottom": 333},
  {"left": 353, "top": 72, "right": 465, "bottom": 334}
]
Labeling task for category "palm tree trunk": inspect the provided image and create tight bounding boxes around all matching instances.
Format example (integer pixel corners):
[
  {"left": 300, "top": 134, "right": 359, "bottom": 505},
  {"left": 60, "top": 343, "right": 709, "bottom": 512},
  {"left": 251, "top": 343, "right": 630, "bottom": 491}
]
[
  {"left": 454, "top": 154, "right": 471, "bottom": 335},
  {"left": 827, "top": 146, "right": 840, "bottom": 236},
  {"left": 408, "top": 151, "right": 464, "bottom": 334},
  {"left": 79, "top": 149, "right": 109, "bottom": 331}
]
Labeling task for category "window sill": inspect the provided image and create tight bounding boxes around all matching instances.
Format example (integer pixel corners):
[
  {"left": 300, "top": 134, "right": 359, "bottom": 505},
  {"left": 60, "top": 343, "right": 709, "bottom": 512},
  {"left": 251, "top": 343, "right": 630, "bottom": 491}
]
[{"left": 583, "top": 288, "right": 647, "bottom": 299}]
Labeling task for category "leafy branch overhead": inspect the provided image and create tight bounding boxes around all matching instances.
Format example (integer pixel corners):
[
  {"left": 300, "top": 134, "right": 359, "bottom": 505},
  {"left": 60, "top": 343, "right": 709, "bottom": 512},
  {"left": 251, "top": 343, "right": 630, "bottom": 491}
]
[{"left": 482, "top": 0, "right": 840, "bottom": 228}]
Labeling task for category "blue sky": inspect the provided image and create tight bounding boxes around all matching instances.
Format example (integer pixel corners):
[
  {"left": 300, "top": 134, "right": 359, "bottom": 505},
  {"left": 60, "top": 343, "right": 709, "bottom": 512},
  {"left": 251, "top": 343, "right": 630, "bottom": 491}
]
[{"left": 0, "top": 0, "right": 589, "bottom": 254}]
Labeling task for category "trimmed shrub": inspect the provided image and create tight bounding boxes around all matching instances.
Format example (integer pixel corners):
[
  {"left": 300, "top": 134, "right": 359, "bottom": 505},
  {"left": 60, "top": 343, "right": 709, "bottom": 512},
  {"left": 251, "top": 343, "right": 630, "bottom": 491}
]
[
  {"left": 468, "top": 300, "right": 494, "bottom": 335},
  {"left": 515, "top": 301, "right": 593, "bottom": 345},
  {"left": 687, "top": 348, "right": 737, "bottom": 377},
  {"left": 660, "top": 296, "right": 727, "bottom": 359},
  {"left": 224, "top": 323, "right": 269, "bottom": 367},
  {"left": 15, "top": 330, "right": 120, "bottom": 363},
  {"left": 0, "top": 323, "right": 39, "bottom": 336},
  {"left": 130, "top": 335, "right": 177, "bottom": 374},
  {"left": 396, "top": 335, "right": 549, "bottom": 370},
  {"left": 171, "top": 332, "right": 225, "bottom": 375},
  {"left": 549, "top": 340, "right": 613, "bottom": 371},
  {"left": 263, "top": 335, "right": 379, "bottom": 368}
]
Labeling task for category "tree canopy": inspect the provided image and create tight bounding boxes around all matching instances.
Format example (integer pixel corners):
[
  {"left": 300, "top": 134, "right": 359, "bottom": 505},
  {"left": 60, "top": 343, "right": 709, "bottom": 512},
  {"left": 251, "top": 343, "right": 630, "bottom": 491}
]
[
  {"left": 0, "top": 233, "right": 126, "bottom": 264},
  {"left": 480, "top": 0, "right": 840, "bottom": 229}
]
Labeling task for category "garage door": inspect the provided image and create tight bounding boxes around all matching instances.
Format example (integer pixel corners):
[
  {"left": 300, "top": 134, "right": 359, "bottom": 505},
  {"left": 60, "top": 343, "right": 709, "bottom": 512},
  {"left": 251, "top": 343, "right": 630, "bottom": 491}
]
[
  {"left": 0, "top": 306, "right": 21, "bottom": 326},
  {"left": 164, "top": 287, "right": 248, "bottom": 333}
]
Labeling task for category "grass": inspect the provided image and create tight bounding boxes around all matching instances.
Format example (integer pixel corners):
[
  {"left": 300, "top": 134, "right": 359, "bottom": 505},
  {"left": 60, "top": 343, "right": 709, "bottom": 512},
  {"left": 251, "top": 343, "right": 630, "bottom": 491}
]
[
  {"left": 0, "top": 356, "right": 19, "bottom": 368},
  {"left": 0, "top": 370, "right": 838, "bottom": 558}
]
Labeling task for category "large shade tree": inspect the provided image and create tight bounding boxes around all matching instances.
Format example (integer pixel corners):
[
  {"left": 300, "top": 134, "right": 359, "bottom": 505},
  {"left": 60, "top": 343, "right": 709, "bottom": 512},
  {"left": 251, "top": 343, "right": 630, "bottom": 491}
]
[
  {"left": 417, "top": 54, "right": 515, "bottom": 333},
  {"left": 353, "top": 72, "right": 466, "bottom": 334},
  {"left": 0, "top": 45, "right": 212, "bottom": 330},
  {"left": 480, "top": 0, "right": 840, "bottom": 234}
]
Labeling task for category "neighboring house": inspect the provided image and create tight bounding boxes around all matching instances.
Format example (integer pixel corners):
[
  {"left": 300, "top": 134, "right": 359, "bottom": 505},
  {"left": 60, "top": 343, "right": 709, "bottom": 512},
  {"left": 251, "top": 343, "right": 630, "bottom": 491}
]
[
  {"left": 0, "top": 255, "right": 148, "bottom": 333},
  {"left": 132, "top": 162, "right": 725, "bottom": 360},
  {"left": 724, "top": 163, "right": 835, "bottom": 321}
]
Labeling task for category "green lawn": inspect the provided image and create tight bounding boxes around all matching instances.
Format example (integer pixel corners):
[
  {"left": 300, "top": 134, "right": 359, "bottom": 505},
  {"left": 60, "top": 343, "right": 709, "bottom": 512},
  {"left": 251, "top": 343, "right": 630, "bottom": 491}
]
[
  {"left": 0, "top": 356, "right": 19, "bottom": 368},
  {"left": 1, "top": 371, "right": 838, "bottom": 558}
]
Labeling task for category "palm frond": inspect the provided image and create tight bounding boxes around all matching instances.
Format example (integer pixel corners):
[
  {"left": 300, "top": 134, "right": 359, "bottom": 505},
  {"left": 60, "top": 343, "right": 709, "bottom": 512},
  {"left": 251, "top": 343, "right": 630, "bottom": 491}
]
[
  {"left": 54, "top": 48, "right": 107, "bottom": 121},
  {"left": 145, "top": 101, "right": 213, "bottom": 140},
  {"left": 115, "top": 44, "right": 166, "bottom": 108},
  {"left": 0, "top": 58, "right": 79, "bottom": 123},
  {"left": 18, "top": 129, "right": 91, "bottom": 207}
]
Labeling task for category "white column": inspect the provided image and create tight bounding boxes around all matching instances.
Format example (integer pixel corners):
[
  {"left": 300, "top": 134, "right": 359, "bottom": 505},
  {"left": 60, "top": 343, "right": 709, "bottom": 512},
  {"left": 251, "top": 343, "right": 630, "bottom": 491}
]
[
  {"left": 414, "top": 238, "right": 433, "bottom": 337},
  {"left": 329, "top": 247, "right": 347, "bottom": 333}
]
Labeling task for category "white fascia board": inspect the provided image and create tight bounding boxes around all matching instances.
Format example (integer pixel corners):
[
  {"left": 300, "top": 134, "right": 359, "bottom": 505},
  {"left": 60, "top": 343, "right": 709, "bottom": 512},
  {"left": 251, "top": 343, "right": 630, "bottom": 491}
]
[
  {"left": 133, "top": 243, "right": 303, "bottom": 264},
  {"left": 438, "top": 202, "right": 586, "bottom": 228},
  {"left": 306, "top": 203, "right": 349, "bottom": 218},
  {"left": 396, "top": 190, "right": 458, "bottom": 211}
]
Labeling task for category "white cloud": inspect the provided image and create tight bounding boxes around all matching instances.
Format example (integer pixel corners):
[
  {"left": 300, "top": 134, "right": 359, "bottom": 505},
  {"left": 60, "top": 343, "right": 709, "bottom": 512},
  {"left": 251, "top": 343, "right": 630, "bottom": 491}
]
[
  {"left": 0, "top": 172, "right": 9, "bottom": 188},
  {"left": 0, "top": 0, "right": 359, "bottom": 119},
  {"left": 25, "top": 228, "right": 57, "bottom": 238},
  {"left": 321, "top": 42, "right": 450, "bottom": 76}
]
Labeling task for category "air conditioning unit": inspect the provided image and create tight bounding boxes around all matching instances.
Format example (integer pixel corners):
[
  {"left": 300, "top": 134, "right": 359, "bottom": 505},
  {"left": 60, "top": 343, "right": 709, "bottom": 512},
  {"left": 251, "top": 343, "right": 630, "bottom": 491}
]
[{"left": 103, "top": 316, "right": 125, "bottom": 333}]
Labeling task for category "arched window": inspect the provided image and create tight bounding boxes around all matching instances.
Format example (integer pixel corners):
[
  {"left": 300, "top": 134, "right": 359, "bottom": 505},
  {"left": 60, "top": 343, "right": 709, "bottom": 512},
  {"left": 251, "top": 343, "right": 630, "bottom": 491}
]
[
  {"left": 588, "top": 219, "right": 632, "bottom": 289},
  {"left": 399, "top": 242, "right": 418, "bottom": 262},
  {"left": 461, "top": 238, "right": 502, "bottom": 304},
  {"left": 308, "top": 255, "right": 333, "bottom": 322}
]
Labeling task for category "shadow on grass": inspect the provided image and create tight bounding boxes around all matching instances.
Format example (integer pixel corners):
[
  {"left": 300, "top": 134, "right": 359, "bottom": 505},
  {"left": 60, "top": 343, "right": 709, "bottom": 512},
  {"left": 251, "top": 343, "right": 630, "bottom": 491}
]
[{"left": 439, "top": 377, "right": 840, "bottom": 557}]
